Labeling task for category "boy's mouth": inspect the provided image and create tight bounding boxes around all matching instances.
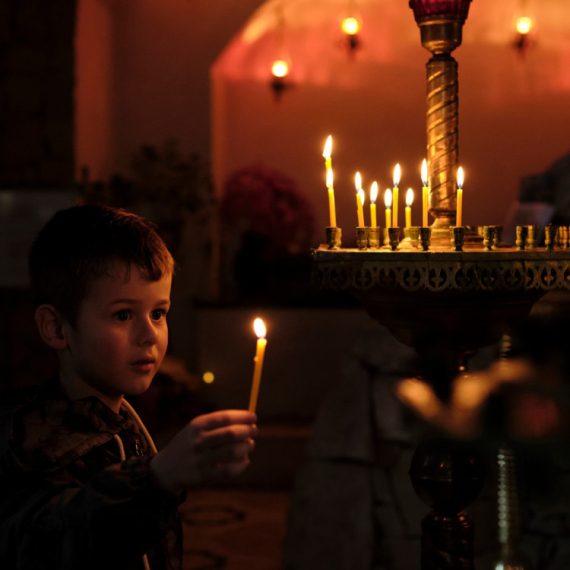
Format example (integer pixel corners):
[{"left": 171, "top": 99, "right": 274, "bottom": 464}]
[
  {"left": 130, "top": 357, "right": 156, "bottom": 372},
  {"left": 131, "top": 357, "right": 156, "bottom": 365}
]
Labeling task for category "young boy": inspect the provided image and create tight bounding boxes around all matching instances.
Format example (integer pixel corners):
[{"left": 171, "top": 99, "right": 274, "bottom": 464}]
[{"left": 0, "top": 205, "right": 257, "bottom": 570}]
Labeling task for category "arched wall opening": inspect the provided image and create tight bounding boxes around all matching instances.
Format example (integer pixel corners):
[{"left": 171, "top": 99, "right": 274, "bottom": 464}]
[{"left": 212, "top": 0, "right": 570, "bottom": 239}]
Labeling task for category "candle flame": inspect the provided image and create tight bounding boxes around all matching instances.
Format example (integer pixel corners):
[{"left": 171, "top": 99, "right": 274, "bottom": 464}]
[
  {"left": 326, "top": 168, "right": 333, "bottom": 189},
  {"left": 421, "top": 159, "right": 428, "bottom": 187},
  {"left": 393, "top": 164, "right": 401, "bottom": 187},
  {"left": 341, "top": 17, "right": 360, "bottom": 35},
  {"left": 457, "top": 167, "right": 464, "bottom": 189},
  {"left": 355, "top": 171, "right": 362, "bottom": 192},
  {"left": 271, "top": 60, "right": 289, "bottom": 78},
  {"left": 254, "top": 318, "right": 266, "bottom": 339},
  {"left": 516, "top": 16, "right": 532, "bottom": 35},
  {"left": 370, "top": 182, "right": 378, "bottom": 204},
  {"left": 384, "top": 188, "right": 392, "bottom": 208},
  {"left": 323, "top": 135, "right": 332, "bottom": 159},
  {"left": 358, "top": 188, "right": 365, "bottom": 207},
  {"left": 406, "top": 188, "right": 414, "bottom": 207}
]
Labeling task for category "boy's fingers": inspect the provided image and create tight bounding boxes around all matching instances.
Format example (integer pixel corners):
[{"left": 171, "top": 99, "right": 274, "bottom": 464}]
[
  {"left": 191, "top": 410, "right": 257, "bottom": 431},
  {"left": 194, "top": 424, "right": 257, "bottom": 450},
  {"left": 202, "top": 458, "right": 250, "bottom": 481},
  {"left": 196, "top": 439, "right": 255, "bottom": 467}
]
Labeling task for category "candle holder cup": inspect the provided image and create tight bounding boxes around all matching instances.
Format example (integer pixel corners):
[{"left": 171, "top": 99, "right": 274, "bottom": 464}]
[
  {"left": 356, "top": 227, "right": 369, "bottom": 250},
  {"left": 483, "top": 226, "right": 494, "bottom": 251},
  {"left": 526, "top": 225, "right": 539, "bottom": 249},
  {"left": 516, "top": 226, "right": 528, "bottom": 251},
  {"left": 388, "top": 227, "right": 400, "bottom": 251},
  {"left": 555, "top": 226, "right": 564, "bottom": 249},
  {"left": 383, "top": 227, "right": 398, "bottom": 246},
  {"left": 405, "top": 226, "right": 421, "bottom": 248},
  {"left": 493, "top": 225, "right": 503, "bottom": 249},
  {"left": 450, "top": 226, "right": 465, "bottom": 252},
  {"left": 545, "top": 225, "right": 558, "bottom": 250},
  {"left": 419, "top": 227, "right": 431, "bottom": 251},
  {"left": 368, "top": 227, "right": 381, "bottom": 249},
  {"left": 326, "top": 226, "right": 342, "bottom": 250}
]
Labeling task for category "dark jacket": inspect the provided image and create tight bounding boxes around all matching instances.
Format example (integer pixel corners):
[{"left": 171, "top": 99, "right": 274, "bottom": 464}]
[{"left": 0, "top": 378, "right": 184, "bottom": 570}]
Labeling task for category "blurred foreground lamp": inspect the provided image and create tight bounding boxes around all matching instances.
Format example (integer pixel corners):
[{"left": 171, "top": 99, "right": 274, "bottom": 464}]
[
  {"left": 341, "top": 16, "right": 361, "bottom": 53},
  {"left": 271, "top": 59, "right": 290, "bottom": 100},
  {"left": 409, "top": 0, "right": 472, "bottom": 242}
]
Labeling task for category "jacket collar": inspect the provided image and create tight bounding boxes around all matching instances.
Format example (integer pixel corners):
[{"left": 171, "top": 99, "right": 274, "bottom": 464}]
[{"left": 8, "top": 377, "right": 138, "bottom": 471}]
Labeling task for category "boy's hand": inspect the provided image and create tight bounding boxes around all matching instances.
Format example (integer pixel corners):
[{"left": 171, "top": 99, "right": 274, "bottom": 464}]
[{"left": 149, "top": 410, "right": 257, "bottom": 496}]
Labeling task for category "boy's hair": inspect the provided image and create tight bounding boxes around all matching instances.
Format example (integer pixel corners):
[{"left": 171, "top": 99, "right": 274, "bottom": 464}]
[{"left": 29, "top": 205, "right": 175, "bottom": 327}]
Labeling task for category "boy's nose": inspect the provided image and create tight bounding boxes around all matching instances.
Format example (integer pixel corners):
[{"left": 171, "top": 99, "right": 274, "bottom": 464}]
[{"left": 137, "top": 318, "right": 159, "bottom": 345}]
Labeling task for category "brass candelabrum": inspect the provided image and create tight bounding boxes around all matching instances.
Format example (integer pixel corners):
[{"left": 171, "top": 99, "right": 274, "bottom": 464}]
[{"left": 313, "top": 3, "right": 570, "bottom": 570}]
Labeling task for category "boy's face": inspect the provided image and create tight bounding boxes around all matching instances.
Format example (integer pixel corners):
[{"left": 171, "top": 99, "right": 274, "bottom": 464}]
[{"left": 60, "top": 264, "right": 172, "bottom": 405}]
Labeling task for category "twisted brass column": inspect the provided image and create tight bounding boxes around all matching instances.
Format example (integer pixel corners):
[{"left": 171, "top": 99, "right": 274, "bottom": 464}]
[
  {"left": 415, "top": 18, "right": 466, "bottom": 243},
  {"left": 427, "top": 53, "right": 458, "bottom": 229}
]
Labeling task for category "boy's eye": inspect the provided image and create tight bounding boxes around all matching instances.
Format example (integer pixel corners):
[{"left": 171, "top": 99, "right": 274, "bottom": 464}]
[
  {"left": 151, "top": 309, "right": 167, "bottom": 321},
  {"left": 115, "top": 310, "right": 132, "bottom": 321}
]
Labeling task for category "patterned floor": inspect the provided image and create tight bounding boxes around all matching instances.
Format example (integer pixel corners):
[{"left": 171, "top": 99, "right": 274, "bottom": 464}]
[{"left": 180, "top": 490, "right": 290, "bottom": 570}]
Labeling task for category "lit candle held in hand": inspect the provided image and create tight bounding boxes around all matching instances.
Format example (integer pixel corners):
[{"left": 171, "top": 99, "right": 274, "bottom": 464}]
[
  {"left": 248, "top": 318, "right": 267, "bottom": 414},
  {"left": 421, "top": 159, "right": 429, "bottom": 227},
  {"left": 326, "top": 168, "right": 337, "bottom": 227},
  {"left": 406, "top": 188, "right": 414, "bottom": 228},
  {"left": 393, "top": 164, "right": 401, "bottom": 228},
  {"left": 457, "top": 167, "right": 464, "bottom": 227},
  {"left": 370, "top": 182, "right": 378, "bottom": 228},
  {"left": 355, "top": 172, "right": 365, "bottom": 227},
  {"left": 385, "top": 188, "right": 392, "bottom": 229}
]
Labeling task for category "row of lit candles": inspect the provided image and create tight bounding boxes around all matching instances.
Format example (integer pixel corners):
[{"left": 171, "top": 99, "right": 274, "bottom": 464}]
[{"left": 323, "top": 136, "right": 465, "bottom": 228}]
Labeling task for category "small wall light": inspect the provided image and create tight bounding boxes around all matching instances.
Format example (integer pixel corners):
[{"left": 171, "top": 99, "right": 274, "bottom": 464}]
[
  {"left": 270, "top": 59, "right": 290, "bottom": 100},
  {"left": 341, "top": 16, "right": 361, "bottom": 54},
  {"left": 513, "top": 16, "right": 535, "bottom": 55}
]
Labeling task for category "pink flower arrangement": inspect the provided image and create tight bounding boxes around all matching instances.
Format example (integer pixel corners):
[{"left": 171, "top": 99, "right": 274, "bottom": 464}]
[{"left": 221, "top": 164, "right": 315, "bottom": 253}]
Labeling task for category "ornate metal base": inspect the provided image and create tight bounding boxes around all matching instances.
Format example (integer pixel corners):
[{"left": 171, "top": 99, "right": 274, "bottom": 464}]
[{"left": 312, "top": 245, "right": 570, "bottom": 391}]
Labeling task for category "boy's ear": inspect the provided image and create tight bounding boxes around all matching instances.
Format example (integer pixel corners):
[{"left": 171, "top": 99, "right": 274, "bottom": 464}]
[{"left": 35, "top": 305, "right": 68, "bottom": 350}]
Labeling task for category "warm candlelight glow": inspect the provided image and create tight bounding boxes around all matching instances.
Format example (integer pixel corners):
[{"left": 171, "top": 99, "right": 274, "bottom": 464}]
[
  {"left": 356, "top": 181, "right": 365, "bottom": 227},
  {"left": 392, "top": 165, "right": 400, "bottom": 228},
  {"left": 385, "top": 188, "right": 392, "bottom": 229},
  {"left": 516, "top": 16, "right": 532, "bottom": 35},
  {"left": 323, "top": 136, "right": 332, "bottom": 182},
  {"left": 341, "top": 17, "right": 360, "bottom": 35},
  {"left": 323, "top": 136, "right": 332, "bottom": 160},
  {"left": 326, "top": 168, "right": 336, "bottom": 227},
  {"left": 355, "top": 171, "right": 362, "bottom": 191},
  {"left": 271, "top": 60, "right": 289, "bottom": 78},
  {"left": 254, "top": 318, "right": 266, "bottom": 339},
  {"left": 370, "top": 182, "right": 378, "bottom": 204},
  {"left": 393, "top": 164, "right": 401, "bottom": 187},
  {"left": 249, "top": 318, "right": 267, "bottom": 413},
  {"left": 405, "top": 188, "right": 414, "bottom": 228},
  {"left": 456, "top": 167, "right": 464, "bottom": 227},
  {"left": 422, "top": 159, "right": 429, "bottom": 227},
  {"left": 370, "top": 182, "right": 378, "bottom": 228}
]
